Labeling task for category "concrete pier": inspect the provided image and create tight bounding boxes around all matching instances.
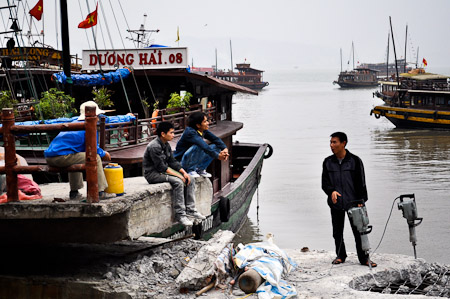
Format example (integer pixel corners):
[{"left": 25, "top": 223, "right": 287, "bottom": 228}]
[{"left": 0, "top": 176, "right": 213, "bottom": 244}]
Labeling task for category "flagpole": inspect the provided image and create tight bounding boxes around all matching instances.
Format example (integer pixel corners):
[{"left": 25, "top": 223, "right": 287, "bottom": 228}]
[{"left": 59, "top": 0, "right": 72, "bottom": 96}]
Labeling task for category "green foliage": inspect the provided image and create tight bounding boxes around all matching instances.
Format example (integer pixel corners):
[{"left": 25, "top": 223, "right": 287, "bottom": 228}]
[
  {"left": 92, "top": 87, "right": 114, "bottom": 109},
  {"left": 166, "top": 92, "right": 192, "bottom": 113},
  {"left": 0, "top": 91, "right": 17, "bottom": 111},
  {"left": 36, "top": 88, "right": 76, "bottom": 119}
]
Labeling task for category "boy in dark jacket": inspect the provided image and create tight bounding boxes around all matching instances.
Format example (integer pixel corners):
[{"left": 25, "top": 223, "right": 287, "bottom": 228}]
[
  {"left": 174, "top": 111, "right": 229, "bottom": 178},
  {"left": 143, "top": 122, "right": 205, "bottom": 227},
  {"left": 322, "top": 132, "right": 376, "bottom": 267}
]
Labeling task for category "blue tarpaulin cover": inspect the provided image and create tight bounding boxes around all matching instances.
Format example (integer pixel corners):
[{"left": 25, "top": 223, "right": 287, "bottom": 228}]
[{"left": 52, "top": 68, "right": 131, "bottom": 86}]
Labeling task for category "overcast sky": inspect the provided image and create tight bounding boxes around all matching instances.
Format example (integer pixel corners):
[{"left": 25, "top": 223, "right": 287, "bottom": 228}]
[{"left": 3, "top": 0, "right": 450, "bottom": 71}]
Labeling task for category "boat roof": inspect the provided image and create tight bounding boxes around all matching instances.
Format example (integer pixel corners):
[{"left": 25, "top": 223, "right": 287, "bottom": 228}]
[
  {"left": 400, "top": 73, "right": 450, "bottom": 80},
  {"left": 403, "top": 89, "right": 450, "bottom": 95}
]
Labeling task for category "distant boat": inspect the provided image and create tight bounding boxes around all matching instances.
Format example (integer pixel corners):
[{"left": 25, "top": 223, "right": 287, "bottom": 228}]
[
  {"left": 333, "top": 42, "right": 379, "bottom": 88},
  {"left": 333, "top": 67, "right": 379, "bottom": 88},
  {"left": 359, "top": 59, "right": 412, "bottom": 79},
  {"left": 212, "top": 63, "right": 269, "bottom": 91}
]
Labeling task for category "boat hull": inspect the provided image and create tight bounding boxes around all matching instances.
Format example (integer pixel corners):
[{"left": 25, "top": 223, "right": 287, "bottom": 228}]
[
  {"left": 335, "top": 81, "right": 379, "bottom": 88},
  {"left": 153, "top": 142, "right": 269, "bottom": 240},
  {"left": 371, "top": 106, "right": 450, "bottom": 130}
]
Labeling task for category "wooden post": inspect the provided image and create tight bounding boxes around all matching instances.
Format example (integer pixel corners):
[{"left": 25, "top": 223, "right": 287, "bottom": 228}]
[
  {"left": 84, "top": 106, "right": 99, "bottom": 203},
  {"left": 2, "top": 108, "right": 18, "bottom": 202},
  {"left": 238, "top": 269, "right": 264, "bottom": 294}
]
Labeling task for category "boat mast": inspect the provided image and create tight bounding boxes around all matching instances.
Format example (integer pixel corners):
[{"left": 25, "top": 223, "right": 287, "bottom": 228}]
[
  {"left": 386, "top": 33, "right": 390, "bottom": 79},
  {"left": 416, "top": 47, "right": 419, "bottom": 69},
  {"left": 352, "top": 41, "right": 355, "bottom": 70},
  {"left": 230, "top": 39, "right": 233, "bottom": 72},
  {"left": 404, "top": 24, "right": 408, "bottom": 73},
  {"left": 340, "top": 48, "right": 342, "bottom": 72},
  {"left": 389, "top": 16, "right": 400, "bottom": 99},
  {"left": 215, "top": 48, "right": 218, "bottom": 73},
  {"left": 60, "top": 0, "right": 72, "bottom": 96}
]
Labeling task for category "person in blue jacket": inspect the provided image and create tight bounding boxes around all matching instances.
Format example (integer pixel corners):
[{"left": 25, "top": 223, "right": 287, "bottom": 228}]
[
  {"left": 45, "top": 101, "right": 111, "bottom": 199},
  {"left": 174, "top": 111, "right": 229, "bottom": 178}
]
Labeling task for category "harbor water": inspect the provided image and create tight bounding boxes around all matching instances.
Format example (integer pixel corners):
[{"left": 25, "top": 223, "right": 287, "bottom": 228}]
[{"left": 233, "top": 68, "right": 450, "bottom": 264}]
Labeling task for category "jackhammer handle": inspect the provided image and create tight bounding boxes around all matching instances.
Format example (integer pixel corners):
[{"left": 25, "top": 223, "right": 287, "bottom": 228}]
[
  {"left": 413, "top": 217, "right": 423, "bottom": 227},
  {"left": 399, "top": 194, "right": 415, "bottom": 201}
]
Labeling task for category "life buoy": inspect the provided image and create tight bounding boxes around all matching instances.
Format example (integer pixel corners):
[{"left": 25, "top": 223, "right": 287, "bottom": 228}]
[
  {"left": 219, "top": 196, "right": 231, "bottom": 222},
  {"left": 264, "top": 144, "right": 273, "bottom": 159},
  {"left": 151, "top": 109, "right": 159, "bottom": 129}
]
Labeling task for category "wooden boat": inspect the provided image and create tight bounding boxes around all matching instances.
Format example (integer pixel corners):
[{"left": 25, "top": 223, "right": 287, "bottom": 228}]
[
  {"left": 333, "top": 42, "right": 379, "bottom": 88},
  {"left": 360, "top": 59, "right": 411, "bottom": 79},
  {"left": 0, "top": 4, "right": 270, "bottom": 243},
  {"left": 212, "top": 63, "right": 269, "bottom": 91},
  {"left": 371, "top": 70, "right": 450, "bottom": 129},
  {"left": 333, "top": 67, "right": 379, "bottom": 88}
]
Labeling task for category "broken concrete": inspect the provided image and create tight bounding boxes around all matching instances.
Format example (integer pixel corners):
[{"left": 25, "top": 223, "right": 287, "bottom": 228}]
[
  {"left": 0, "top": 176, "right": 212, "bottom": 244},
  {"left": 0, "top": 237, "right": 448, "bottom": 298},
  {"left": 175, "top": 230, "right": 235, "bottom": 290}
]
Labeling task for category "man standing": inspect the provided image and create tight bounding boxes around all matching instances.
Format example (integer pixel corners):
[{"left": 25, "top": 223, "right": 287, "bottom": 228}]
[
  {"left": 321, "top": 132, "right": 376, "bottom": 267},
  {"left": 45, "top": 101, "right": 110, "bottom": 199},
  {"left": 174, "top": 111, "right": 228, "bottom": 178},
  {"left": 143, "top": 122, "right": 205, "bottom": 227}
]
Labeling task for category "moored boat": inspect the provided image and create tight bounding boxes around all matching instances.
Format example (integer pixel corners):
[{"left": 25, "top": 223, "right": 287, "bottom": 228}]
[
  {"left": 371, "top": 69, "right": 450, "bottom": 129},
  {"left": 211, "top": 62, "right": 269, "bottom": 91},
  {"left": 333, "top": 67, "right": 379, "bottom": 88},
  {"left": 0, "top": 3, "right": 271, "bottom": 243}
]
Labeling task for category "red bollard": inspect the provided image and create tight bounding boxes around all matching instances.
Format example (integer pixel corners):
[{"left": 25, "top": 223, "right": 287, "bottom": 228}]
[
  {"left": 84, "top": 106, "right": 99, "bottom": 203},
  {"left": 2, "top": 108, "right": 18, "bottom": 202}
]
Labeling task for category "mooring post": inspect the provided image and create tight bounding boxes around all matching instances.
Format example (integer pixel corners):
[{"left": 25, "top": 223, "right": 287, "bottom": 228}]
[
  {"left": 2, "top": 108, "right": 18, "bottom": 202},
  {"left": 84, "top": 106, "right": 99, "bottom": 203}
]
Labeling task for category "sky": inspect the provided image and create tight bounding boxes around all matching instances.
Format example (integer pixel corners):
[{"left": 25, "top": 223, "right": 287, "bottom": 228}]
[{"left": 2, "top": 0, "right": 450, "bottom": 71}]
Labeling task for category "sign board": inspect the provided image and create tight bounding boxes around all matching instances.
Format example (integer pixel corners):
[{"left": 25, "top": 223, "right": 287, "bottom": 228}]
[
  {"left": 0, "top": 47, "right": 62, "bottom": 64},
  {"left": 82, "top": 47, "right": 188, "bottom": 71}
]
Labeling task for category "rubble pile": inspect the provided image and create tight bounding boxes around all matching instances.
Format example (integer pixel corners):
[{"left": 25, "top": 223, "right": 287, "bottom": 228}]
[
  {"left": 95, "top": 239, "right": 206, "bottom": 299},
  {"left": 349, "top": 261, "right": 450, "bottom": 297}
]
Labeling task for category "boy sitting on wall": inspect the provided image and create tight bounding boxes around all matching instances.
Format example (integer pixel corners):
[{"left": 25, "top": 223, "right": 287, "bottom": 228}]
[{"left": 143, "top": 122, "right": 205, "bottom": 227}]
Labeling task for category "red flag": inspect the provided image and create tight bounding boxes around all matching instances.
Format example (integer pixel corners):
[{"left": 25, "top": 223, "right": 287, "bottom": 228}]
[
  {"left": 29, "top": 0, "right": 43, "bottom": 21},
  {"left": 78, "top": 4, "right": 98, "bottom": 29},
  {"left": 422, "top": 58, "right": 428, "bottom": 67}
]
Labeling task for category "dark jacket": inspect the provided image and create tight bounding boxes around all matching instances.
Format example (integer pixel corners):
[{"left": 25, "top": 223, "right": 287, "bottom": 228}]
[
  {"left": 143, "top": 137, "right": 182, "bottom": 180},
  {"left": 321, "top": 150, "right": 368, "bottom": 210},
  {"left": 173, "top": 126, "right": 226, "bottom": 160}
]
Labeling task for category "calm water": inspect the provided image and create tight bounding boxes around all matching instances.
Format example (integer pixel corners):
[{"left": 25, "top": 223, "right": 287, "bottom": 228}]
[{"left": 232, "top": 68, "right": 450, "bottom": 264}]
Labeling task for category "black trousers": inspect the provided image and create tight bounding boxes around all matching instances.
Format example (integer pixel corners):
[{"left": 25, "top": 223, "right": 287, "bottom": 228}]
[{"left": 331, "top": 208, "right": 368, "bottom": 264}]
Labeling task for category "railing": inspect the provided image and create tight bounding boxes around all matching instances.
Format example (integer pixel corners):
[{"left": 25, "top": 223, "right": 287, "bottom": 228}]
[
  {"left": 0, "top": 106, "right": 101, "bottom": 203},
  {"left": 99, "top": 104, "right": 217, "bottom": 152}
]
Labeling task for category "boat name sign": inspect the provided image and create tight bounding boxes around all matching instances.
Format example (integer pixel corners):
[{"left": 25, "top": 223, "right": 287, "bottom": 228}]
[{"left": 82, "top": 47, "right": 188, "bottom": 71}]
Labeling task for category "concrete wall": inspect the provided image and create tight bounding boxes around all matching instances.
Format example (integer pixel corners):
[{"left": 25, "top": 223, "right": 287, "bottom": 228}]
[{"left": 0, "top": 176, "right": 213, "bottom": 244}]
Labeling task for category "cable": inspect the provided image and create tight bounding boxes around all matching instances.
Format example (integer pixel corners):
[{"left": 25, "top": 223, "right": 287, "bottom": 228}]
[{"left": 370, "top": 196, "right": 400, "bottom": 256}]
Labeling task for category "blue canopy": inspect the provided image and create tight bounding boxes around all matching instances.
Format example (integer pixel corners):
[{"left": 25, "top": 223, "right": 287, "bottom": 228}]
[{"left": 52, "top": 68, "right": 131, "bottom": 87}]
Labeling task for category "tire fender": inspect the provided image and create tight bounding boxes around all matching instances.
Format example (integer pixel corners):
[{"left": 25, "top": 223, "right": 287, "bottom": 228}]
[{"left": 219, "top": 196, "right": 231, "bottom": 222}]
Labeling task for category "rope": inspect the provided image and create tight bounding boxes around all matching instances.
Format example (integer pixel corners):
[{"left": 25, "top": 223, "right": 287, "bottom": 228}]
[
  {"left": 77, "top": 1, "right": 92, "bottom": 50},
  {"left": 98, "top": 1, "right": 114, "bottom": 48}
]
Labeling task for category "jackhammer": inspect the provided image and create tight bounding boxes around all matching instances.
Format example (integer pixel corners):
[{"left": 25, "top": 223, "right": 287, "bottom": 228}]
[
  {"left": 397, "top": 194, "right": 423, "bottom": 259},
  {"left": 347, "top": 204, "right": 372, "bottom": 255}
]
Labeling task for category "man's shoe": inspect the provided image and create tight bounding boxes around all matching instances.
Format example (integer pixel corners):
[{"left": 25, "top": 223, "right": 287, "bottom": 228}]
[
  {"left": 69, "top": 190, "right": 82, "bottom": 200},
  {"left": 187, "top": 211, "right": 206, "bottom": 220},
  {"left": 188, "top": 171, "right": 200, "bottom": 178},
  {"left": 197, "top": 170, "right": 212, "bottom": 178},
  {"left": 99, "top": 191, "right": 106, "bottom": 200},
  {"left": 177, "top": 216, "right": 193, "bottom": 227}
]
